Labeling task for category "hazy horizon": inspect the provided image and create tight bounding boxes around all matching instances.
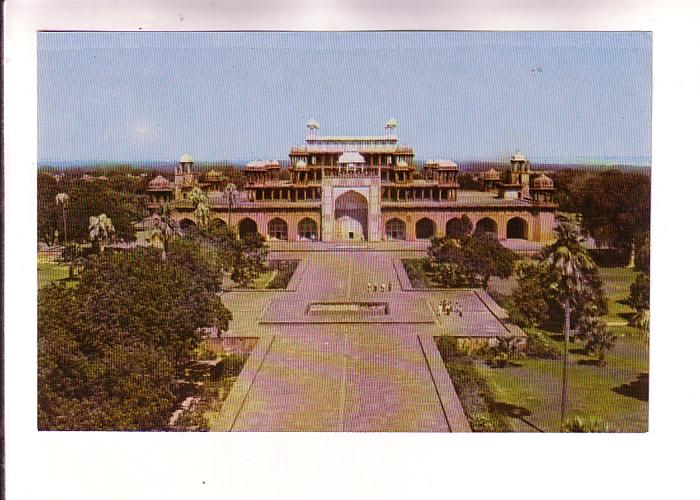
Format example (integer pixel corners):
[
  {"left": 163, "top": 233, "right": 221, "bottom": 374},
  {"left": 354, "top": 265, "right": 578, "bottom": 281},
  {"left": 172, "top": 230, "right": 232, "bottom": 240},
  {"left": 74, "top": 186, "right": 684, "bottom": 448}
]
[{"left": 38, "top": 32, "right": 652, "bottom": 164}]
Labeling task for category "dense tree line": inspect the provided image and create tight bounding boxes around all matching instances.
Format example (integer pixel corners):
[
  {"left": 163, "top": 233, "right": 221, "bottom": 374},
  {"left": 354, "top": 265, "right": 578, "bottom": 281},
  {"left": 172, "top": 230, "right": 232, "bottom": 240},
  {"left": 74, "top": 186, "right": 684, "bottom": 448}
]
[
  {"left": 552, "top": 169, "right": 650, "bottom": 266},
  {"left": 38, "top": 242, "right": 231, "bottom": 431},
  {"left": 38, "top": 173, "right": 148, "bottom": 244},
  {"left": 456, "top": 172, "right": 483, "bottom": 190}
]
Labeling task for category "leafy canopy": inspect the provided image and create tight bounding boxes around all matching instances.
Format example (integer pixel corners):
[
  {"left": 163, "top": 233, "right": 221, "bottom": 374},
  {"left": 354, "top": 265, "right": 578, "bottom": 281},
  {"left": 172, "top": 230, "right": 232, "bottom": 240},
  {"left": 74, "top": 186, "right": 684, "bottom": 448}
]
[{"left": 38, "top": 245, "right": 231, "bottom": 430}]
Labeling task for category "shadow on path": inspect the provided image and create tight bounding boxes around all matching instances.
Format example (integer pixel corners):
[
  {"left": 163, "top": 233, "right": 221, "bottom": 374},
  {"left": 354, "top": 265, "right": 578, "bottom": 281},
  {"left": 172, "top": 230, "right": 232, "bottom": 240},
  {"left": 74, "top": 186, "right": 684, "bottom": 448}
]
[
  {"left": 612, "top": 373, "right": 649, "bottom": 402},
  {"left": 492, "top": 402, "right": 544, "bottom": 433}
]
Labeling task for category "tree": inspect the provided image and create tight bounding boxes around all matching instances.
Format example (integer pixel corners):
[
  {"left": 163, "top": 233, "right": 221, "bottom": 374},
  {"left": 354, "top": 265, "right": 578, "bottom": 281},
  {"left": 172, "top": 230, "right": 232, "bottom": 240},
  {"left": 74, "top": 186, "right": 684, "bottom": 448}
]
[
  {"left": 462, "top": 232, "right": 516, "bottom": 289},
  {"left": 457, "top": 172, "right": 483, "bottom": 190},
  {"left": 635, "top": 231, "right": 650, "bottom": 274},
  {"left": 577, "top": 170, "right": 650, "bottom": 267},
  {"left": 506, "top": 260, "right": 555, "bottom": 328},
  {"left": 585, "top": 326, "right": 617, "bottom": 367},
  {"left": 38, "top": 245, "right": 232, "bottom": 430},
  {"left": 55, "top": 192, "right": 69, "bottom": 246},
  {"left": 576, "top": 311, "right": 617, "bottom": 366},
  {"left": 149, "top": 203, "right": 182, "bottom": 260},
  {"left": 225, "top": 183, "right": 237, "bottom": 227},
  {"left": 550, "top": 169, "right": 593, "bottom": 213},
  {"left": 187, "top": 187, "right": 211, "bottom": 227},
  {"left": 427, "top": 236, "right": 473, "bottom": 287},
  {"left": 44, "top": 177, "right": 144, "bottom": 242},
  {"left": 629, "top": 271, "right": 650, "bottom": 343},
  {"left": 426, "top": 229, "right": 515, "bottom": 289},
  {"left": 60, "top": 242, "right": 84, "bottom": 280},
  {"left": 629, "top": 272, "right": 650, "bottom": 312},
  {"left": 542, "top": 220, "right": 597, "bottom": 425},
  {"left": 38, "top": 173, "right": 60, "bottom": 245},
  {"left": 88, "top": 213, "right": 115, "bottom": 253}
]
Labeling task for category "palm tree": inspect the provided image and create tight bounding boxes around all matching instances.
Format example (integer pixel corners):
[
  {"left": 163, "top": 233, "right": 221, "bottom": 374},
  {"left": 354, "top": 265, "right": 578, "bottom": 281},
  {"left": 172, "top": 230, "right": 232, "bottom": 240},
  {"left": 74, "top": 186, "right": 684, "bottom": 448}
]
[
  {"left": 542, "top": 220, "right": 596, "bottom": 426},
  {"left": 88, "top": 213, "right": 115, "bottom": 253},
  {"left": 187, "top": 187, "right": 211, "bottom": 227},
  {"left": 55, "top": 193, "right": 69, "bottom": 246},
  {"left": 150, "top": 203, "right": 182, "bottom": 260},
  {"left": 225, "top": 183, "right": 237, "bottom": 227}
]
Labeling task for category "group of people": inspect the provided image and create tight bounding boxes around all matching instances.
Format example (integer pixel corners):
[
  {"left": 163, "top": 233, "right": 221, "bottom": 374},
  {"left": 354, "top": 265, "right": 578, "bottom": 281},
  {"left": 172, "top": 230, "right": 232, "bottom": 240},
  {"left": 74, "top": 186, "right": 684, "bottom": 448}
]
[
  {"left": 437, "top": 299, "right": 463, "bottom": 317},
  {"left": 367, "top": 281, "right": 393, "bottom": 293}
]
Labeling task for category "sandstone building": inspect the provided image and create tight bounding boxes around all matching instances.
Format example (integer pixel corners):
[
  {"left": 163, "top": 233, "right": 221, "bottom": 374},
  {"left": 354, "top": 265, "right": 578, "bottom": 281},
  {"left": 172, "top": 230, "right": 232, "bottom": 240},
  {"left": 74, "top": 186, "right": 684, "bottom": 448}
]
[{"left": 147, "top": 120, "right": 557, "bottom": 243}]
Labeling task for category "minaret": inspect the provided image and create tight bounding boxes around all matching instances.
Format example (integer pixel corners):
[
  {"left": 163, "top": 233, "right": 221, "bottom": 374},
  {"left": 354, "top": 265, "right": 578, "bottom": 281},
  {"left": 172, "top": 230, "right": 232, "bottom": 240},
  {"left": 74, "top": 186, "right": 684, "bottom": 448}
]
[
  {"left": 385, "top": 118, "right": 397, "bottom": 136},
  {"left": 510, "top": 151, "right": 531, "bottom": 198},
  {"left": 307, "top": 118, "right": 320, "bottom": 137}
]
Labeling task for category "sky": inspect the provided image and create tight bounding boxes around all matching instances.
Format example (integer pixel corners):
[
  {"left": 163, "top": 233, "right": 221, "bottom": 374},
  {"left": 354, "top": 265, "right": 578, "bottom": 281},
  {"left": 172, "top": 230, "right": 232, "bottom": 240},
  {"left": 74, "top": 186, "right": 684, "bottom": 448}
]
[{"left": 37, "top": 31, "right": 652, "bottom": 163}]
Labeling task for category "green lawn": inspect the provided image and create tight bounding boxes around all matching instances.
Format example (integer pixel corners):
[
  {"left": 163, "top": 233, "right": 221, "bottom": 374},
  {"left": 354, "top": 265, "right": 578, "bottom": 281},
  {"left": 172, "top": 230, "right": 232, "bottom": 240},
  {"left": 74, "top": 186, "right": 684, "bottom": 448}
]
[
  {"left": 599, "top": 266, "right": 637, "bottom": 322},
  {"left": 468, "top": 264, "right": 648, "bottom": 432},
  {"left": 476, "top": 330, "right": 648, "bottom": 432},
  {"left": 222, "top": 270, "right": 275, "bottom": 290}
]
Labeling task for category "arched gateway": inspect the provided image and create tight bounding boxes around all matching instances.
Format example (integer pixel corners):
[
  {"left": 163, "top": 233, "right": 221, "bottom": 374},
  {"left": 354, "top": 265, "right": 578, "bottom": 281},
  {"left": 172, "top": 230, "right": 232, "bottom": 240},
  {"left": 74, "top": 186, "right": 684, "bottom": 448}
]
[{"left": 334, "top": 190, "right": 368, "bottom": 241}]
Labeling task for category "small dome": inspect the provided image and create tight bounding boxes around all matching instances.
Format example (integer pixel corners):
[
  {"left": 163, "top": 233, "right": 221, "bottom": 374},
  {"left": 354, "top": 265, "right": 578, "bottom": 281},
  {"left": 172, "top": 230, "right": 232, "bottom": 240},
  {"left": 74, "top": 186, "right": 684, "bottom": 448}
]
[
  {"left": 149, "top": 175, "right": 171, "bottom": 187},
  {"left": 338, "top": 151, "right": 366, "bottom": 164},
  {"left": 179, "top": 153, "right": 194, "bottom": 163},
  {"left": 386, "top": 118, "right": 398, "bottom": 128},
  {"left": 245, "top": 160, "right": 270, "bottom": 171},
  {"left": 307, "top": 118, "right": 320, "bottom": 129},
  {"left": 484, "top": 168, "right": 499, "bottom": 180},
  {"left": 396, "top": 160, "right": 409, "bottom": 168},
  {"left": 436, "top": 159, "right": 458, "bottom": 169},
  {"left": 533, "top": 173, "right": 554, "bottom": 189},
  {"left": 295, "top": 160, "right": 308, "bottom": 169},
  {"left": 269, "top": 160, "right": 280, "bottom": 168}
]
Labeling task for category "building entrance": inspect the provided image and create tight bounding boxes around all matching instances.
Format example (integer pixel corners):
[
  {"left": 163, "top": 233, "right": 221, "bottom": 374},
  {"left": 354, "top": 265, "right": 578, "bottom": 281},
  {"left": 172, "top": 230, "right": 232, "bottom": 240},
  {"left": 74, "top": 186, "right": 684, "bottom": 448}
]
[{"left": 334, "top": 190, "right": 368, "bottom": 241}]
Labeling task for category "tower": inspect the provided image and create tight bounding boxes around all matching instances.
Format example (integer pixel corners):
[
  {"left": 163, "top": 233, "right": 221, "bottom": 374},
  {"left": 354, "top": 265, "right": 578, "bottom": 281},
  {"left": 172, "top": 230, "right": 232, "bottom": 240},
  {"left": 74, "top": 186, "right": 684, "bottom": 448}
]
[
  {"left": 174, "top": 153, "right": 196, "bottom": 199},
  {"left": 385, "top": 118, "right": 397, "bottom": 136},
  {"left": 510, "top": 151, "right": 530, "bottom": 186},
  {"left": 307, "top": 118, "right": 320, "bottom": 137}
]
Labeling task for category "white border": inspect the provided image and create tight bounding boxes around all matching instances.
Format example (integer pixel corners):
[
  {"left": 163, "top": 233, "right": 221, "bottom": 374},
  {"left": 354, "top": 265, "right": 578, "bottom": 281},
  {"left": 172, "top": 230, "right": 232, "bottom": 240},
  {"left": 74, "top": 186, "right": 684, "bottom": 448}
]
[{"left": 5, "top": 1, "right": 700, "bottom": 499}]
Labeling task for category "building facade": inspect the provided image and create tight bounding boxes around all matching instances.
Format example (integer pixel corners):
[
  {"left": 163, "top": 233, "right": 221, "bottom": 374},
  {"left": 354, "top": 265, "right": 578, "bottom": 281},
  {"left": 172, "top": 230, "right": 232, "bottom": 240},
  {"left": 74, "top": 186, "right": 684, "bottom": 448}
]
[{"left": 147, "top": 120, "right": 557, "bottom": 243}]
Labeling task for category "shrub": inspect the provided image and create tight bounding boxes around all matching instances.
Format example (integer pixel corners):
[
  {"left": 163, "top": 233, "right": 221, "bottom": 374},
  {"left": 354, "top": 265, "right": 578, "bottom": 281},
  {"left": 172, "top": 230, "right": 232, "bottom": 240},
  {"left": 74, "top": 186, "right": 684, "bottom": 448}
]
[
  {"left": 469, "top": 413, "right": 505, "bottom": 432},
  {"left": 562, "top": 416, "right": 617, "bottom": 433},
  {"left": 436, "top": 339, "right": 512, "bottom": 432},
  {"left": 435, "top": 335, "right": 461, "bottom": 361},
  {"left": 629, "top": 272, "right": 650, "bottom": 312},
  {"left": 220, "top": 353, "right": 248, "bottom": 377},
  {"left": 485, "top": 338, "right": 522, "bottom": 367},
  {"left": 524, "top": 329, "right": 561, "bottom": 359},
  {"left": 266, "top": 260, "right": 299, "bottom": 289},
  {"left": 584, "top": 327, "right": 617, "bottom": 367}
]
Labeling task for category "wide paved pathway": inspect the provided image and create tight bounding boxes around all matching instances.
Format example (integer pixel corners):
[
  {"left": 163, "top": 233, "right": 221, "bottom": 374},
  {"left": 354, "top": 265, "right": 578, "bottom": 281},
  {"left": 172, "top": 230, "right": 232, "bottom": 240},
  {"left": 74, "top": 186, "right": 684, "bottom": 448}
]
[{"left": 213, "top": 251, "right": 475, "bottom": 432}]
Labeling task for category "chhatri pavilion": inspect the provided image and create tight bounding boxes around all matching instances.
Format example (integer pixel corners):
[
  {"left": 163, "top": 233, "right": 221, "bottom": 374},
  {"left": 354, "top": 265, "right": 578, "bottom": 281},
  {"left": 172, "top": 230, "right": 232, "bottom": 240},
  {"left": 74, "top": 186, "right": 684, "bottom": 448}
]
[{"left": 147, "top": 119, "right": 557, "bottom": 243}]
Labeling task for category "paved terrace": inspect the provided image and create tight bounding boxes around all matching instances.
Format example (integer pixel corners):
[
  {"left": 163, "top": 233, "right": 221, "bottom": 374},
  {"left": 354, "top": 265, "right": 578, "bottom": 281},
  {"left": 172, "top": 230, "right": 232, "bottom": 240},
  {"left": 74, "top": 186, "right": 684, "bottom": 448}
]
[{"left": 212, "top": 250, "right": 523, "bottom": 432}]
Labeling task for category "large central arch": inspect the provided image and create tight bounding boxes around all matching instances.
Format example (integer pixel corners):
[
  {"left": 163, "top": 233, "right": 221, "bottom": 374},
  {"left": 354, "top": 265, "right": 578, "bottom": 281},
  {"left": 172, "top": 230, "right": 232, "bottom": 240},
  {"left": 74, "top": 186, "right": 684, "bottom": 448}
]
[{"left": 334, "top": 190, "right": 368, "bottom": 241}]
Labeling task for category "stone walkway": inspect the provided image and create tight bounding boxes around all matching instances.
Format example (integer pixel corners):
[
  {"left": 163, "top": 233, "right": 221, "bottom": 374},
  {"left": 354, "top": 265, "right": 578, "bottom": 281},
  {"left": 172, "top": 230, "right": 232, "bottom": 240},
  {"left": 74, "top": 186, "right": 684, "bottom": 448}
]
[{"left": 213, "top": 250, "right": 519, "bottom": 432}]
